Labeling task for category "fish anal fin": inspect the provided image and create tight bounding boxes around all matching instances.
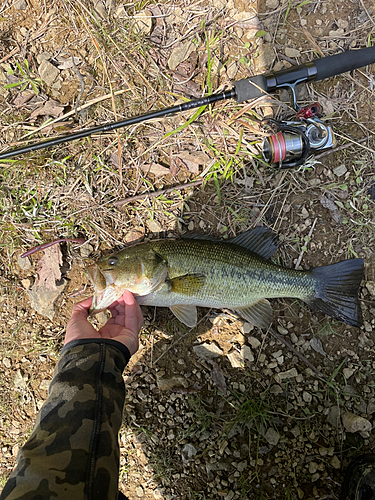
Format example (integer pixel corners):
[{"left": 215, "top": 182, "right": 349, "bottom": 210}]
[
  {"left": 168, "top": 274, "right": 206, "bottom": 295},
  {"left": 235, "top": 299, "right": 273, "bottom": 329},
  {"left": 170, "top": 305, "right": 197, "bottom": 328},
  {"left": 230, "top": 227, "right": 279, "bottom": 260}
]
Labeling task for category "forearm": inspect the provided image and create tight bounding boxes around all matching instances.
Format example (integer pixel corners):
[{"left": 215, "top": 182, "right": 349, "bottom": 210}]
[{"left": 1, "top": 339, "right": 130, "bottom": 500}]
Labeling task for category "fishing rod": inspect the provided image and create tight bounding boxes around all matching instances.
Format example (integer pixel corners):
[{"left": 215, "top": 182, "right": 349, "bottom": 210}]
[{"left": 1, "top": 46, "right": 374, "bottom": 167}]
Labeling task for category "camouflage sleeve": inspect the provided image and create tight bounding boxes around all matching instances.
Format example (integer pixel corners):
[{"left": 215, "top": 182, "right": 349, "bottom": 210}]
[{"left": 1, "top": 339, "right": 131, "bottom": 500}]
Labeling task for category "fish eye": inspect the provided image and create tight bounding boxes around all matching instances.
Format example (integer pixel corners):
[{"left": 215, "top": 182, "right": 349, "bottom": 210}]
[{"left": 108, "top": 258, "right": 118, "bottom": 266}]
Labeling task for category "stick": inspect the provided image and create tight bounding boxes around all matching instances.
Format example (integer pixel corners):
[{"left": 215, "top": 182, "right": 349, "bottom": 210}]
[
  {"left": 113, "top": 179, "right": 204, "bottom": 207},
  {"left": 268, "top": 327, "right": 323, "bottom": 377}
]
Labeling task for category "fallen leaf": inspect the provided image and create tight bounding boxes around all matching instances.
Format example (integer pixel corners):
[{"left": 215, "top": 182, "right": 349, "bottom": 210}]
[
  {"left": 141, "top": 162, "right": 170, "bottom": 178},
  {"left": 319, "top": 195, "right": 342, "bottom": 223},
  {"left": 168, "top": 41, "right": 196, "bottom": 71},
  {"left": 36, "top": 244, "right": 63, "bottom": 292},
  {"left": 29, "top": 99, "right": 65, "bottom": 119},
  {"left": 177, "top": 151, "right": 210, "bottom": 174},
  {"left": 310, "top": 337, "right": 326, "bottom": 357},
  {"left": 56, "top": 55, "right": 81, "bottom": 70}
]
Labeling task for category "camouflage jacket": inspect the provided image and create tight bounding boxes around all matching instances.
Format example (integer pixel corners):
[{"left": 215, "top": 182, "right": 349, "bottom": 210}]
[{"left": 1, "top": 339, "right": 131, "bottom": 500}]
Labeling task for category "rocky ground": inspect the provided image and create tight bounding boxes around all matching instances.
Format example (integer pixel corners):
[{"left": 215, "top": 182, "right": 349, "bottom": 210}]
[{"left": 0, "top": 0, "right": 375, "bottom": 499}]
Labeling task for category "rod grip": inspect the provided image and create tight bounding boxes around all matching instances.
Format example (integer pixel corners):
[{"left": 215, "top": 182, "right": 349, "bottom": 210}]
[
  {"left": 314, "top": 45, "right": 375, "bottom": 81},
  {"left": 233, "top": 75, "right": 268, "bottom": 103}
]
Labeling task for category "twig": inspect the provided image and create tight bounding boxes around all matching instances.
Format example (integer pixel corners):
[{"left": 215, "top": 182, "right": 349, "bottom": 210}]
[
  {"left": 295, "top": 217, "right": 317, "bottom": 270},
  {"left": 314, "top": 136, "right": 370, "bottom": 159},
  {"left": 113, "top": 179, "right": 204, "bottom": 207},
  {"left": 268, "top": 327, "right": 323, "bottom": 377}
]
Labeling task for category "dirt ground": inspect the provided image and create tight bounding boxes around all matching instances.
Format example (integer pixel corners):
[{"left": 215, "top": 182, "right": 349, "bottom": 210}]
[{"left": 0, "top": 0, "right": 375, "bottom": 499}]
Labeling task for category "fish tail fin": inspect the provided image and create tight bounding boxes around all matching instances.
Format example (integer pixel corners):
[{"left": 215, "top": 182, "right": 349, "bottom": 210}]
[{"left": 307, "top": 259, "right": 364, "bottom": 327}]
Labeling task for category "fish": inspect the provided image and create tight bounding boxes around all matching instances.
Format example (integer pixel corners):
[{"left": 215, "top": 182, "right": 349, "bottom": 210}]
[{"left": 86, "top": 227, "right": 364, "bottom": 329}]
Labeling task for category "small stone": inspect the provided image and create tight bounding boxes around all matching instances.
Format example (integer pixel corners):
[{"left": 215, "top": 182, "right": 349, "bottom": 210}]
[
  {"left": 277, "top": 325, "right": 288, "bottom": 335},
  {"left": 3, "top": 358, "right": 11, "bottom": 368},
  {"left": 247, "top": 336, "right": 261, "bottom": 349},
  {"left": 21, "top": 278, "right": 32, "bottom": 290},
  {"left": 319, "top": 447, "right": 328, "bottom": 456},
  {"left": 14, "top": 0, "right": 27, "bottom": 9},
  {"left": 309, "top": 461, "right": 319, "bottom": 474},
  {"left": 181, "top": 444, "right": 197, "bottom": 463},
  {"left": 241, "top": 322, "right": 254, "bottom": 334},
  {"left": 367, "top": 402, "right": 375, "bottom": 415},
  {"left": 14, "top": 369, "right": 28, "bottom": 391},
  {"left": 330, "top": 456, "right": 341, "bottom": 469},
  {"left": 193, "top": 342, "right": 223, "bottom": 360},
  {"left": 333, "top": 164, "right": 347, "bottom": 177},
  {"left": 327, "top": 406, "right": 340, "bottom": 428},
  {"left": 39, "top": 379, "right": 50, "bottom": 391},
  {"left": 38, "top": 60, "right": 59, "bottom": 86},
  {"left": 275, "top": 368, "right": 298, "bottom": 382},
  {"left": 266, "top": 0, "right": 279, "bottom": 8},
  {"left": 285, "top": 47, "right": 301, "bottom": 58},
  {"left": 303, "top": 391, "right": 312, "bottom": 403},
  {"left": 136, "top": 486, "right": 144, "bottom": 498},
  {"left": 28, "top": 279, "right": 67, "bottom": 320},
  {"left": 188, "top": 221, "right": 194, "bottom": 231},
  {"left": 270, "top": 384, "right": 283, "bottom": 395},
  {"left": 241, "top": 345, "right": 254, "bottom": 364},
  {"left": 264, "top": 428, "right": 279, "bottom": 446},
  {"left": 146, "top": 219, "right": 162, "bottom": 233},
  {"left": 156, "top": 376, "right": 188, "bottom": 391},
  {"left": 79, "top": 243, "right": 94, "bottom": 258},
  {"left": 227, "top": 350, "right": 243, "bottom": 368},
  {"left": 342, "top": 412, "right": 372, "bottom": 436},
  {"left": 343, "top": 368, "right": 356, "bottom": 380},
  {"left": 17, "top": 254, "right": 31, "bottom": 270},
  {"left": 236, "top": 460, "right": 247, "bottom": 472}
]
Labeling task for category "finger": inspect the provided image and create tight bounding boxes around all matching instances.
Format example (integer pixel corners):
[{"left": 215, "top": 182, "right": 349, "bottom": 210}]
[
  {"left": 70, "top": 296, "right": 93, "bottom": 320},
  {"left": 122, "top": 290, "right": 143, "bottom": 333}
]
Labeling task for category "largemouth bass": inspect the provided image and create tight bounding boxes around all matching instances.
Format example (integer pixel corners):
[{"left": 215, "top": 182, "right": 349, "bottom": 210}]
[{"left": 87, "top": 227, "right": 364, "bottom": 328}]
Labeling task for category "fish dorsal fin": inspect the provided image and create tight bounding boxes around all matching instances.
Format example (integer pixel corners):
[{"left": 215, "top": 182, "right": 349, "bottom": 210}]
[
  {"left": 235, "top": 299, "right": 273, "bottom": 329},
  {"left": 230, "top": 227, "right": 279, "bottom": 260},
  {"left": 170, "top": 305, "right": 197, "bottom": 328},
  {"left": 168, "top": 274, "right": 206, "bottom": 295}
]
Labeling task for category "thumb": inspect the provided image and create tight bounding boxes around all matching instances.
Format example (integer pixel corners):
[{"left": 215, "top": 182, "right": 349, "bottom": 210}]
[{"left": 69, "top": 296, "right": 93, "bottom": 321}]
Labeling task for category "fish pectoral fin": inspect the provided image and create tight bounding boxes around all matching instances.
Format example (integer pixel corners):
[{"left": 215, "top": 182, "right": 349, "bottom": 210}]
[
  {"left": 168, "top": 274, "right": 206, "bottom": 295},
  {"left": 170, "top": 305, "right": 198, "bottom": 328},
  {"left": 235, "top": 299, "right": 273, "bottom": 329},
  {"left": 230, "top": 227, "right": 279, "bottom": 260}
]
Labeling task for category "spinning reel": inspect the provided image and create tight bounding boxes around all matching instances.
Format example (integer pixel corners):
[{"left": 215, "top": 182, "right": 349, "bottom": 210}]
[{"left": 260, "top": 82, "right": 336, "bottom": 169}]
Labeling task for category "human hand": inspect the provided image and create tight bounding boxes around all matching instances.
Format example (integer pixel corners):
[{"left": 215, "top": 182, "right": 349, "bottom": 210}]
[{"left": 64, "top": 290, "right": 143, "bottom": 355}]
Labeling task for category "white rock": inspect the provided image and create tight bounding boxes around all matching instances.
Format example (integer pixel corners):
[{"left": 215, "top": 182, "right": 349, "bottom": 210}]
[
  {"left": 248, "top": 336, "right": 261, "bottom": 349},
  {"left": 17, "top": 254, "right": 31, "bottom": 270},
  {"left": 181, "top": 443, "right": 197, "bottom": 463},
  {"left": 193, "top": 342, "right": 223, "bottom": 360},
  {"left": 309, "top": 461, "right": 318, "bottom": 474},
  {"left": 330, "top": 455, "right": 341, "bottom": 469},
  {"left": 227, "top": 350, "right": 243, "bottom": 368},
  {"left": 333, "top": 164, "right": 347, "bottom": 177},
  {"left": 264, "top": 428, "right": 279, "bottom": 446},
  {"left": 303, "top": 391, "right": 312, "bottom": 403},
  {"left": 275, "top": 367, "right": 298, "bottom": 382},
  {"left": 38, "top": 60, "right": 59, "bottom": 86},
  {"left": 343, "top": 367, "right": 356, "bottom": 380},
  {"left": 241, "top": 322, "right": 254, "bottom": 334},
  {"left": 241, "top": 345, "right": 254, "bottom": 364},
  {"left": 266, "top": 0, "right": 279, "bottom": 8},
  {"left": 285, "top": 47, "right": 301, "bottom": 58},
  {"left": 342, "top": 412, "right": 372, "bottom": 436}
]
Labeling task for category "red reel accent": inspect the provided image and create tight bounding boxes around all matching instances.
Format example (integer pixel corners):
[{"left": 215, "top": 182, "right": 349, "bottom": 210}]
[{"left": 296, "top": 102, "right": 321, "bottom": 120}]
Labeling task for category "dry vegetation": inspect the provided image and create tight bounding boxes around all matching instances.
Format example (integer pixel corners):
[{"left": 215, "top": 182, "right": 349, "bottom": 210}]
[{"left": 0, "top": 0, "right": 375, "bottom": 499}]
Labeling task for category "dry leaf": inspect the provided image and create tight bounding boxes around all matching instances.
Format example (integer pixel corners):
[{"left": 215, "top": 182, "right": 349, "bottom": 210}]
[
  {"left": 141, "top": 163, "right": 170, "bottom": 178},
  {"left": 177, "top": 151, "right": 210, "bottom": 174},
  {"left": 319, "top": 195, "right": 342, "bottom": 223},
  {"left": 29, "top": 99, "right": 65, "bottom": 119},
  {"left": 36, "top": 245, "right": 63, "bottom": 292}
]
